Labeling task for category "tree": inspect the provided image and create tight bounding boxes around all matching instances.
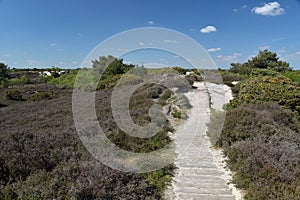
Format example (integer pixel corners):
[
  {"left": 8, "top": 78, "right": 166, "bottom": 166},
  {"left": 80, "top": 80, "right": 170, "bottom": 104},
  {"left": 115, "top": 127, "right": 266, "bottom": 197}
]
[
  {"left": 0, "top": 63, "right": 9, "bottom": 88},
  {"left": 92, "top": 55, "right": 134, "bottom": 77},
  {"left": 248, "top": 49, "right": 291, "bottom": 72},
  {"left": 229, "top": 50, "right": 292, "bottom": 74}
]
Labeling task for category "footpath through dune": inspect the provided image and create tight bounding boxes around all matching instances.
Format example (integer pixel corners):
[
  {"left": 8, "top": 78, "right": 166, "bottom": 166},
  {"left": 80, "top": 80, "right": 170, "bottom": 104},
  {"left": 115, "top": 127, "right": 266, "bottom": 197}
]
[{"left": 165, "top": 82, "right": 242, "bottom": 200}]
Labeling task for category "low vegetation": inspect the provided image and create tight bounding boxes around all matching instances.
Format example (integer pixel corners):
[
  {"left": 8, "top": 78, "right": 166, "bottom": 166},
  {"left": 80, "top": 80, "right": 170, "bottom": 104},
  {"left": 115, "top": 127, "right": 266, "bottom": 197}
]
[
  {"left": 215, "top": 51, "right": 300, "bottom": 199},
  {"left": 29, "top": 91, "right": 58, "bottom": 102},
  {"left": 4, "top": 89, "right": 23, "bottom": 101},
  {"left": 0, "top": 57, "right": 176, "bottom": 199}
]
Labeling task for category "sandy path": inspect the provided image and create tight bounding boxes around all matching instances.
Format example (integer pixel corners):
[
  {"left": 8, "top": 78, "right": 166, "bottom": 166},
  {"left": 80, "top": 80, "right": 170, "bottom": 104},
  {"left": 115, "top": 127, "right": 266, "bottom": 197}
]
[{"left": 165, "top": 82, "right": 242, "bottom": 200}]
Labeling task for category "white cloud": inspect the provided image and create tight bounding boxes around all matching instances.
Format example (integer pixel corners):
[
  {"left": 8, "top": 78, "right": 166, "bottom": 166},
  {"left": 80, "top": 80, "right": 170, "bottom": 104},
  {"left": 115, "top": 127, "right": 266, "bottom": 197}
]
[
  {"left": 200, "top": 25, "right": 217, "bottom": 33},
  {"left": 149, "top": 20, "right": 154, "bottom": 25},
  {"left": 2, "top": 53, "right": 11, "bottom": 57},
  {"left": 217, "top": 53, "right": 241, "bottom": 62},
  {"left": 296, "top": 52, "right": 300, "bottom": 55},
  {"left": 233, "top": 5, "right": 247, "bottom": 12},
  {"left": 163, "top": 39, "right": 177, "bottom": 43},
  {"left": 252, "top": 2, "right": 285, "bottom": 16},
  {"left": 139, "top": 42, "right": 144, "bottom": 46},
  {"left": 207, "top": 48, "right": 221, "bottom": 52},
  {"left": 258, "top": 45, "right": 271, "bottom": 50}
]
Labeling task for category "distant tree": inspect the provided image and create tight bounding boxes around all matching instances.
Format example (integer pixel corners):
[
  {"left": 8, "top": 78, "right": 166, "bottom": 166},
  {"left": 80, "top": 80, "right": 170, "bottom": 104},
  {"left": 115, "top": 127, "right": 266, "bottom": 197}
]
[
  {"left": 229, "top": 50, "right": 292, "bottom": 74},
  {"left": 229, "top": 63, "right": 242, "bottom": 73},
  {"left": 92, "top": 55, "right": 134, "bottom": 77},
  {"left": 248, "top": 49, "right": 291, "bottom": 72},
  {"left": 0, "top": 63, "right": 9, "bottom": 88},
  {"left": 51, "top": 71, "right": 60, "bottom": 78}
]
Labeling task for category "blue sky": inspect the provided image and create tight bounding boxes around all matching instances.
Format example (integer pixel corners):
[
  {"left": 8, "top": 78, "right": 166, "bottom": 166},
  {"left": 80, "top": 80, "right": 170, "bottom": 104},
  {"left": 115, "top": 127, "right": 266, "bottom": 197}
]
[{"left": 0, "top": 0, "right": 300, "bottom": 69}]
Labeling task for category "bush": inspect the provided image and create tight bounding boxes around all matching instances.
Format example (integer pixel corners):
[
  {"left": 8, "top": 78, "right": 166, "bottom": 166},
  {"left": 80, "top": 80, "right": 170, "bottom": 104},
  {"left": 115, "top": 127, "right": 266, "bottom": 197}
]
[
  {"left": 4, "top": 89, "right": 22, "bottom": 100},
  {"left": 218, "top": 103, "right": 299, "bottom": 149},
  {"left": 29, "top": 91, "right": 58, "bottom": 102},
  {"left": 284, "top": 70, "right": 300, "bottom": 86},
  {"left": 9, "top": 75, "right": 30, "bottom": 85},
  {"left": 116, "top": 74, "right": 143, "bottom": 86},
  {"left": 229, "top": 74, "right": 300, "bottom": 117},
  {"left": 227, "top": 138, "right": 300, "bottom": 199},
  {"left": 217, "top": 103, "right": 300, "bottom": 199}
]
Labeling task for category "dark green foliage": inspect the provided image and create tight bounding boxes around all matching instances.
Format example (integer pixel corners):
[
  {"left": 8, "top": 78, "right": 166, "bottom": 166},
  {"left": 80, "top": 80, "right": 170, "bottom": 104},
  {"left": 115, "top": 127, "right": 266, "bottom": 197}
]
[
  {"left": 171, "top": 109, "right": 182, "bottom": 119},
  {"left": 97, "top": 74, "right": 122, "bottom": 90},
  {"left": 50, "top": 71, "right": 60, "bottom": 78},
  {"left": 217, "top": 103, "right": 300, "bottom": 199},
  {"left": 92, "top": 55, "right": 134, "bottom": 77},
  {"left": 29, "top": 91, "right": 58, "bottom": 101},
  {"left": 229, "top": 50, "right": 292, "bottom": 75},
  {"left": 221, "top": 72, "right": 244, "bottom": 87},
  {"left": 4, "top": 89, "right": 22, "bottom": 101},
  {"left": 229, "top": 74, "right": 300, "bottom": 116},
  {"left": 0, "top": 63, "right": 9, "bottom": 88}
]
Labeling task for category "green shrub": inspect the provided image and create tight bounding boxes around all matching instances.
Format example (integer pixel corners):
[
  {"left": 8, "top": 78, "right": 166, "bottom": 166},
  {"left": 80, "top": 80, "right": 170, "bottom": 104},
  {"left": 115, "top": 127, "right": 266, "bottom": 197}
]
[
  {"left": 172, "top": 109, "right": 182, "bottom": 119},
  {"left": 97, "top": 74, "right": 122, "bottom": 90},
  {"left": 116, "top": 74, "right": 143, "bottom": 86},
  {"left": 48, "top": 72, "right": 77, "bottom": 88},
  {"left": 4, "top": 89, "right": 22, "bottom": 100},
  {"left": 229, "top": 74, "right": 300, "bottom": 116},
  {"left": 9, "top": 75, "right": 30, "bottom": 85},
  {"left": 284, "top": 70, "right": 300, "bottom": 86},
  {"left": 29, "top": 91, "right": 58, "bottom": 102}
]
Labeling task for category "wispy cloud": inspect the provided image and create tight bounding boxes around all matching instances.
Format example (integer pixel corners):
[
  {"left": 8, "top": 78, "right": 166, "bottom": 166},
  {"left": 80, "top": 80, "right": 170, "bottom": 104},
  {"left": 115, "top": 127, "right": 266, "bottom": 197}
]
[
  {"left": 258, "top": 45, "right": 271, "bottom": 50},
  {"left": 296, "top": 52, "right": 300, "bottom": 55},
  {"left": 50, "top": 43, "right": 57, "bottom": 47},
  {"left": 200, "top": 25, "right": 217, "bottom": 33},
  {"left": 148, "top": 20, "right": 154, "bottom": 25},
  {"left": 217, "top": 53, "right": 241, "bottom": 62},
  {"left": 139, "top": 42, "right": 145, "bottom": 46},
  {"left": 207, "top": 48, "right": 221, "bottom": 52},
  {"left": 252, "top": 2, "right": 285, "bottom": 16},
  {"left": 2, "top": 53, "right": 11, "bottom": 57},
  {"left": 163, "top": 39, "right": 177, "bottom": 43},
  {"left": 233, "top": 5, "right": 247, "bottom": 12}
]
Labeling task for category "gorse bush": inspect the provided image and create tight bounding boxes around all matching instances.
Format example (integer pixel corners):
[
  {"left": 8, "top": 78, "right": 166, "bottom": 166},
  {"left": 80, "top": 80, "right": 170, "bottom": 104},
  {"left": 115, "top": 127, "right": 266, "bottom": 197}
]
[
  {"left": 29, "top": 91, "right": 58, "bottom": 102},
  {"left": 229, "top": 74, "right": 300, "bottom": 117},
  {"left": 4, "top": 89, "right": 22, "bottom": 101}
]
